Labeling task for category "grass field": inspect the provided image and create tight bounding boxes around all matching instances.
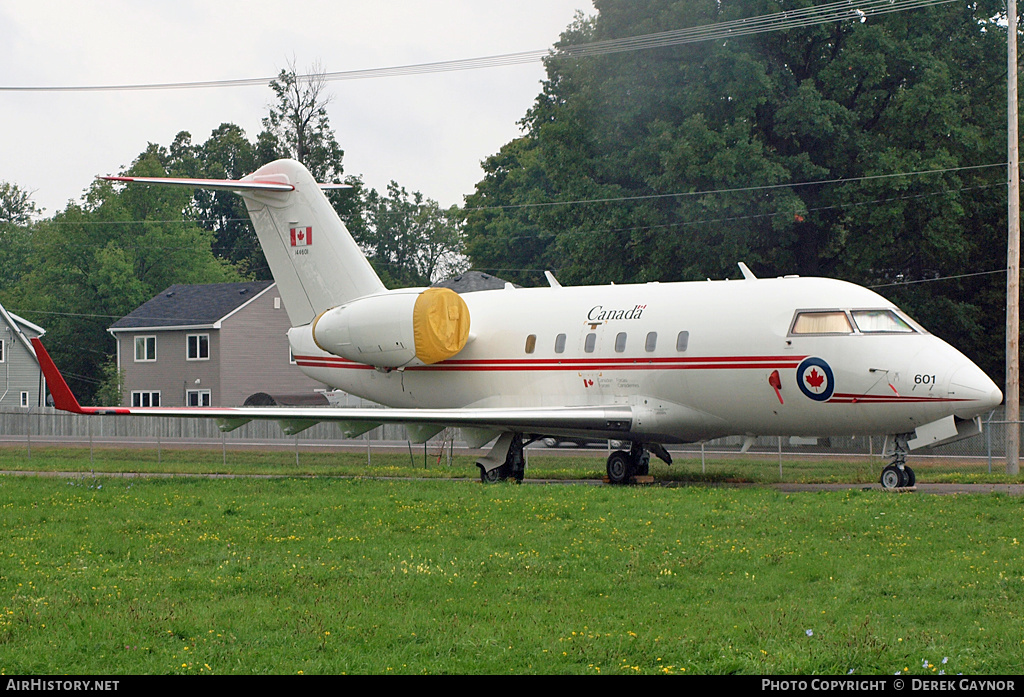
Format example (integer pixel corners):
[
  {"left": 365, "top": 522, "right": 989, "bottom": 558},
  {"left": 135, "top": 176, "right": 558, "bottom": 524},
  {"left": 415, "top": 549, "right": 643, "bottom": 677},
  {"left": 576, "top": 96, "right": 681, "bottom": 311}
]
[{"left": 1, "top": 453, "right": 1022, "bottom": 674}]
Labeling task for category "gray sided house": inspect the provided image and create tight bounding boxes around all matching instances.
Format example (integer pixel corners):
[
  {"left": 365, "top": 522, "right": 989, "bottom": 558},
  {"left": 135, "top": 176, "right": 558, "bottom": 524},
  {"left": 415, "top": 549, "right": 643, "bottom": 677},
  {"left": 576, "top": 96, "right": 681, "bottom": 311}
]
[
  {"left": 0, "top": 303, "right": 46, "bottom": 409},
  {"left": 109, "top": 281, "right": 326, "bottom": 407}
]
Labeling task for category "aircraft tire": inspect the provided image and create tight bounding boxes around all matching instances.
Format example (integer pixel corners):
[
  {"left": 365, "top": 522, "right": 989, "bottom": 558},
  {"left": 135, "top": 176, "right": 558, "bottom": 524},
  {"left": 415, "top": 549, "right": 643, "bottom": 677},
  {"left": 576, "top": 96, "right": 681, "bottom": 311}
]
[
  {"left": 880, "top": 464, "right": 905, "bottom": 489},
  {"left": 903, "top": 466, "right": 916, "bottom": 487},
  {"left": 606, "top": 450, "right": 632, "bottom": 484},
  {"left": 479, "top": 463, "right": 509, "bottom": 483}
]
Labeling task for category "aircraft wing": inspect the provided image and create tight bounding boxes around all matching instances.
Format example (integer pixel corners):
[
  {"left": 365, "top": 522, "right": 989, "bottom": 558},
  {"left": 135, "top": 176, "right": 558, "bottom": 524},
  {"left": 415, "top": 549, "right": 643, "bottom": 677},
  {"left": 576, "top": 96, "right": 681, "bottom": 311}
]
[{"left": 31, "top": 338, "right": 632, "bottom": 443}]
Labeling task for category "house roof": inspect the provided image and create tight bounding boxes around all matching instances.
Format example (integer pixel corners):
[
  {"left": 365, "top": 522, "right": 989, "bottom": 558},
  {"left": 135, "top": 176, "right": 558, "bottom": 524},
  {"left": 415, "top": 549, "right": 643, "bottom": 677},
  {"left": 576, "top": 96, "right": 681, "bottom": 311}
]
[
  {"left": 0, "top": 301, "right": 45, "bottom": 360},
  {"left": 109, "top": 281, "right": 274, "bottom": 332}
]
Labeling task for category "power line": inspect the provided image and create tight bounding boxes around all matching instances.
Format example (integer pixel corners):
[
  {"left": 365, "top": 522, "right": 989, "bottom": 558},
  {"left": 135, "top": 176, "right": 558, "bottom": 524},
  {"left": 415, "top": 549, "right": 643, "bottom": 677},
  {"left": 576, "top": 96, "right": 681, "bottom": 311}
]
[
  {"left": 868, "top": 269, "right": 1007, "bottom": 288},
  {"left": 0, "top": 0, "right": 957, "bottom": 93},
  {"left": 464, "top": 163, "right": 1007, "bottom": 212},
  {"left": 522, "top": 182, "right": 1007, "bottom": 240},
  {"left": 27, "top": 162, "right": 1005, "bottom": 225}
]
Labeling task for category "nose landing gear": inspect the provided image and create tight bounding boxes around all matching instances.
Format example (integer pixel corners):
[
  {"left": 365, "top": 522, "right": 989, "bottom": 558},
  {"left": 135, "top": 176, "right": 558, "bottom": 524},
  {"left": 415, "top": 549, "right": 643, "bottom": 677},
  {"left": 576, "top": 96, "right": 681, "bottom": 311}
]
[{"left": 880, "top": 434, "right": 916, "bottom": 489}]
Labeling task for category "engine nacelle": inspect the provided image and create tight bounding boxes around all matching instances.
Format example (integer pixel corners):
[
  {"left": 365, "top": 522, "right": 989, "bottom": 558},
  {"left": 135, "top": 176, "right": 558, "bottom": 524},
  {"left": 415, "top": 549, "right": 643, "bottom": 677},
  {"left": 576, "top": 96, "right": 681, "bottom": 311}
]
[{"left": 311, "top": 287, "right": 471, "bottom": 368}]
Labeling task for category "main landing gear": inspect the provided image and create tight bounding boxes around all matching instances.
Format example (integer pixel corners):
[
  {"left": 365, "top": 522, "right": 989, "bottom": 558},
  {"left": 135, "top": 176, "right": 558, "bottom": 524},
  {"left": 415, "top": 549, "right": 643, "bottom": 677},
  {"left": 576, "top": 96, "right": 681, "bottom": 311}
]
[
  {"left": 477, "top": 435, "right": 673, "bottom": 485},
  {"left": 879, "top": 434, "right": 916, "bottom": 489},
  {"left": 476, "top": 432, "right": 526, "bottom": 483},
  {"left": 606, "top": 442, "right": 672, "bottom": 484}
]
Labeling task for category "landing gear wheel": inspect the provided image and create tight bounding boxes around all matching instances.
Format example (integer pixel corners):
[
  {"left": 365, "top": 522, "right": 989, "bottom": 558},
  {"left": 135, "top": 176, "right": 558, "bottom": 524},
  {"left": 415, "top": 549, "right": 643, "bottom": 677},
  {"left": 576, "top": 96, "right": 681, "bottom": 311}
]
[
  {"left": 607, "top": 450, "right": 633, "bottom": 484},
  {"left": 903, "top": 466, "right": 916, "bottom": 488},
  {"left": 880, "top": 465, "right": 908, "bottom": 489},
  {"left": 479, "top": 463, "right": 509, "bottom": 483}
]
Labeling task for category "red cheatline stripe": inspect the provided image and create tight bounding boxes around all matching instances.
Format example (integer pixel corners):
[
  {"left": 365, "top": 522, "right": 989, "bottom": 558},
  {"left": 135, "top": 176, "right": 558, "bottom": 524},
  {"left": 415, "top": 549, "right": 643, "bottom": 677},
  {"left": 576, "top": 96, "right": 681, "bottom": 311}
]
[
  {"left": 828, "top": 393, "right": 971, "bottom": 404},
  {"left": 294, "top": 354, "right": 807, "bottom": 372},
  {"left": 295, "top": 357, "right": 804, "bottom": 372}
]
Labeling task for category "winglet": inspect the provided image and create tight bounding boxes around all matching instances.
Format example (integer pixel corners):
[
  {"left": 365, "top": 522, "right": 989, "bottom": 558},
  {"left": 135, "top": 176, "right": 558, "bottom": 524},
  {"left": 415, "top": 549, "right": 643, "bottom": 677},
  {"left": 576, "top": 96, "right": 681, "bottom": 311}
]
[{"left": 30, "top": 338, "right": 84, "bottom": 414}]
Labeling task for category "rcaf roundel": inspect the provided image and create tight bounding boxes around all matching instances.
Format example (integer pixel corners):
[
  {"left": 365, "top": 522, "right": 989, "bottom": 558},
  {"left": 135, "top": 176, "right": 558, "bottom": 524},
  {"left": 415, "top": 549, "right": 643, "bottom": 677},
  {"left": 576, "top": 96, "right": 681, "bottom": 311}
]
[{"left": 796, "top": 357, "right": 835, "bottom": 402}]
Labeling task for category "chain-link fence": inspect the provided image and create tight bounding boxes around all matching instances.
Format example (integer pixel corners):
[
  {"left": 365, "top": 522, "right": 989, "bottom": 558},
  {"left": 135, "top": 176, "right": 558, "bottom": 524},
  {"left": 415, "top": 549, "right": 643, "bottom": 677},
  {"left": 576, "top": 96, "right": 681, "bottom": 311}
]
[{"left": 1, "top": 406, "right": 1021, "bottom": 479}]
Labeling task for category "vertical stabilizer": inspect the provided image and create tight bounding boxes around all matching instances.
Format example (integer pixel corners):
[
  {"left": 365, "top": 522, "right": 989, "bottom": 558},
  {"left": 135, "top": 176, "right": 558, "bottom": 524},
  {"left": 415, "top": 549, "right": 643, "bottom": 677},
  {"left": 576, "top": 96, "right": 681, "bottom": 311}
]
[
  {"left": 100, "top": 159, "right": 386, "bottom": 326},
  {"left": 238, "top": 159, "right": 385, "bottom": 326}
]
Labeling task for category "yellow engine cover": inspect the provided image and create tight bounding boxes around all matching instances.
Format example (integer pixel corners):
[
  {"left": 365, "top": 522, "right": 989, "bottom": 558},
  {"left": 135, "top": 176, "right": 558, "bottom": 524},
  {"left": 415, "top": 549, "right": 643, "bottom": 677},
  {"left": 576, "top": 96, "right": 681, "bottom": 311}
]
[{"left": 412, "top": 288, "right": 470, "bottom": 364}]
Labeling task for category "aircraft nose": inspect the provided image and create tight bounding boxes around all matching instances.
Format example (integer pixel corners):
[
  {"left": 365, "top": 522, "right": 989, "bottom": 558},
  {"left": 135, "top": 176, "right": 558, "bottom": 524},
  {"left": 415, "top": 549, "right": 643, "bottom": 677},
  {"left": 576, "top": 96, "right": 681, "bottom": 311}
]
[{"left": 949, "top": 362, "right": 1003, "bottom": 414}]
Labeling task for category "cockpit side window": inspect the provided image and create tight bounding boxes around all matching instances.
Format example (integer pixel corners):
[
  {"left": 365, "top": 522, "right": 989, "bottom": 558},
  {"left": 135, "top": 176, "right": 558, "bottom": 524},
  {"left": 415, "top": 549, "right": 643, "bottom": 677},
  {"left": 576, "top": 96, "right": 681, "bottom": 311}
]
[
  {"left": 851, "top": 310, "right": 915, "bottom": 333},
  {"left": 790, "top": 311, "right": 853, "bottom": 335}
]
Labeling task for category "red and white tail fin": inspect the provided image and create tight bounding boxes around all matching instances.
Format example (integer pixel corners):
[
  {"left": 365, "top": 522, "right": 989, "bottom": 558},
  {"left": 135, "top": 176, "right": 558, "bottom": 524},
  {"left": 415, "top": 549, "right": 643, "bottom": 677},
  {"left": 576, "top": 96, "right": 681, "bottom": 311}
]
[{"left": 100, "top": 159, "right": 386, "bottom": 326}]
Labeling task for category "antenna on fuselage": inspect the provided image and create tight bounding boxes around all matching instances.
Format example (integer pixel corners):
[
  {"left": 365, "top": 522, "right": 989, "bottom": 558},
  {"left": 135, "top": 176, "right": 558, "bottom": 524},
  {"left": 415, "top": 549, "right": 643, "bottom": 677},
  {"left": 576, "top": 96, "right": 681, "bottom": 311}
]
[{"left": 738, "top": 262, "right": 757, "bottom": 280}]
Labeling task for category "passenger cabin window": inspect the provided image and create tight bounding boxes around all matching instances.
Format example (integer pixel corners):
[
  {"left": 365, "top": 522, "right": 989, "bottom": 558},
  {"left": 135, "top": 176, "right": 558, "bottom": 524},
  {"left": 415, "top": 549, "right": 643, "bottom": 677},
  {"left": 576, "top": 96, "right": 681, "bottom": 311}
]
[
  {"left": 791, "top": 311, "right": 853, "bottom": 335},
  {"left": 614, "top": 332, "right": 627, "bottom": 353},
  {"left": 645, "top": 332, "right": 657, "bottom": 352},
  {"left": 584, "top": 333, "right": 597, "bottom": 353},
  {"left": 676, "top": 331, "right": 689, "bottom": 352},
  {"left": 525, "top": 334, "right": 537, "bottom": 354},
  {"left": 852, "top": 310, "right": 915, "bottom": 333},
  {"left": 554, "top": 333, "right": 566, "bottom": 354}
]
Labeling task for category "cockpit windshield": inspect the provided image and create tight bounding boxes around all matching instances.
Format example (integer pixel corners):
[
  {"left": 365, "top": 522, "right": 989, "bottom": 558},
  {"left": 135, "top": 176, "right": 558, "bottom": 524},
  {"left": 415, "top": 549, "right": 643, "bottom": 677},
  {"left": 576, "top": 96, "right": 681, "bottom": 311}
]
[
  {"left": 851, "top": 310, "right": 915, "bottom": 333},
  {"left": 790, "top": 309, "right": 919, "bottom": 336},
  {"left": 791, "top": 311, "right": 854, "bottom": 335}
]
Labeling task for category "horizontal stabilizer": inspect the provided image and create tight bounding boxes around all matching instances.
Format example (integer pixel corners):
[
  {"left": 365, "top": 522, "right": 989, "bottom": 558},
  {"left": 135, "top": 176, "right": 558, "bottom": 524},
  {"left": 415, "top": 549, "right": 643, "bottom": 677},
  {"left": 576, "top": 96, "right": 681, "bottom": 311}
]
[
  {"left": 99, "top": 175, "right": 352, "bottom": 192},
  {"left": 100, "top": 175, "right": 295, "bottom": 192}
]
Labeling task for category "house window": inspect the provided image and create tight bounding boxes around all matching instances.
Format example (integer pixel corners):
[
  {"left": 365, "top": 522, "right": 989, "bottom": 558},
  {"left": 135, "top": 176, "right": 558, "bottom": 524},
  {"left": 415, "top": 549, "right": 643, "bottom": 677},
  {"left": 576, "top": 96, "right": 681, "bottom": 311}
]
[
  {"left": 20, "top": 391, "right": 29, "bottom": 408},
  {"left": 134, "top": 335, "right": 157, "bottom": 362},
  {"left": 131, "top": 391, "right": 161, "bottom": 407},
  {"left": 187, "top": 333, "right": 210, "bottom": 360},
  {"left": 0, "top": 339, "right": 4, "bottom": 363},
  {"left": 186, "top": 389, "right": 211, "bottom": 407}
]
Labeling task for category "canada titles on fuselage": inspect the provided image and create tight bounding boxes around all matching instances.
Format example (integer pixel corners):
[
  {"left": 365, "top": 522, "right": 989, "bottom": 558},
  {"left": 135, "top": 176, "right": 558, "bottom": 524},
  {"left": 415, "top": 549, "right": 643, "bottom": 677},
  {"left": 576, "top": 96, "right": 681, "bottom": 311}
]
[{"left": 587, "top": 304, "right": 647, "bottom": 322}]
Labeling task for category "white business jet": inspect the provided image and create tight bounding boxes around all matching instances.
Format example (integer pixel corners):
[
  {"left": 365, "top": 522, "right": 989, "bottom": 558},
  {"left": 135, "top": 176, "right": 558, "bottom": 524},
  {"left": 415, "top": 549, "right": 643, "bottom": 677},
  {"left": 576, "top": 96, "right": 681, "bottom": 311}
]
[{"left": 32, "top": 159, "right": 1003, "bottom": 487}]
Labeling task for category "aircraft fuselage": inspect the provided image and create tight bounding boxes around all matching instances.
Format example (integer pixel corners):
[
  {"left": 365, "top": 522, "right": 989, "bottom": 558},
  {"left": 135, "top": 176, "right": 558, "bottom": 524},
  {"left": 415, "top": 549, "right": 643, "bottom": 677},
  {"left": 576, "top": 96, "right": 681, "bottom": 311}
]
[{"left": 288, "top": 274, "right": 1001, "bottom": 444}]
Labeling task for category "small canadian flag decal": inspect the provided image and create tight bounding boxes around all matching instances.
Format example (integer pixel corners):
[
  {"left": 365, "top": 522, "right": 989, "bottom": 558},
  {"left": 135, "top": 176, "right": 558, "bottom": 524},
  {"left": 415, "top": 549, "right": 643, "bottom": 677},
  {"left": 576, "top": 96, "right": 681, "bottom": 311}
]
[{"left": 290, "top": 226, "right": 312, "bottom": 247}]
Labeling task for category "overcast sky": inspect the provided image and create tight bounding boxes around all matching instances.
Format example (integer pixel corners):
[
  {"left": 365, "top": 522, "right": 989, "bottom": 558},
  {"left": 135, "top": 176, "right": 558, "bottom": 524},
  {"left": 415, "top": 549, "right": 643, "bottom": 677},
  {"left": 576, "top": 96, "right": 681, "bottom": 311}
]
[{"left": 1, "top": 0, "right": 594, "bottom": 216}]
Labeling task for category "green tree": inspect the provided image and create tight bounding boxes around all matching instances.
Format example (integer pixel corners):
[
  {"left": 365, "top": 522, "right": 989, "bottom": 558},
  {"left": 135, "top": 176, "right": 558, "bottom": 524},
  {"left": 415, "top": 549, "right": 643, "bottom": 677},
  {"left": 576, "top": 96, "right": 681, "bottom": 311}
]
[
  {"left": 260, "top": 59, "right": 345, "bottom": 182},
  {"left": 464, "top": 0, "right": 1009, "bottom": 379},
  {"left": 0, "top": 182, "right": 39, "bottom": 294},
  {"left": 360, "top": 182, "right": 465, "bottom": 287},
  {"left": 6, "top": 151, "right": 240, "bottom": 402},
  {"left": 0, "top": 182, "right": 39, "bottom": 225}
]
